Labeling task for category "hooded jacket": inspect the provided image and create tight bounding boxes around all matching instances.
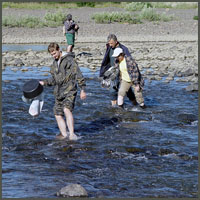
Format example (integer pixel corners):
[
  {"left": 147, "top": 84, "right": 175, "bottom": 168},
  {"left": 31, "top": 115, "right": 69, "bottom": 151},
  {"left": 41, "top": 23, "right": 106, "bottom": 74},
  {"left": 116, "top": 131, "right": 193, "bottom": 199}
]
[{"left": 43, "top": 52, "right": 86, "bottom": 100}]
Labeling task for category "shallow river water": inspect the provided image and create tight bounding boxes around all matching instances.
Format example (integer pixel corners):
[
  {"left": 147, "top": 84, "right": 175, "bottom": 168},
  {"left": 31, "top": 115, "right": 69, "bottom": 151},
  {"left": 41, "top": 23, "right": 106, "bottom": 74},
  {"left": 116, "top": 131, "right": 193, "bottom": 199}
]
[{"left": 2, "top": 45, "right": 198, "bottom": 198}]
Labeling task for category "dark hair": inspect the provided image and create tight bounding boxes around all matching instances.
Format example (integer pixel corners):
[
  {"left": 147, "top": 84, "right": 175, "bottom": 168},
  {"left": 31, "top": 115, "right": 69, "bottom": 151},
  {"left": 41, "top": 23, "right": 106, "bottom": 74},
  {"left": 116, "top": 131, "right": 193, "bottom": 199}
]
[
  {"left": 119, "top": 53, "right": 125, "bottom": 57},
  {"left": 66, "top": 14, "right": 72, "bottom": 21},
  {"left": 48, "top": 42, "right": 59, "bottom": 53},
  {"left": 107, "top": 34, "right": 118, "bottom": 42}
]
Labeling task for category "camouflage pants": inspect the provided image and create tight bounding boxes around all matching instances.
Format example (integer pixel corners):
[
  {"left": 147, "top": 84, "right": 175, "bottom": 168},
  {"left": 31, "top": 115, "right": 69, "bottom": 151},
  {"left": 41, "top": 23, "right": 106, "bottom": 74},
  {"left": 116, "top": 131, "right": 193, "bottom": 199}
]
[
  {"left": 118, "top": 80, "right": 144, "bottom": 105},
  {"left": 53, "top": 92, "right": 77, "bottom": 115}
]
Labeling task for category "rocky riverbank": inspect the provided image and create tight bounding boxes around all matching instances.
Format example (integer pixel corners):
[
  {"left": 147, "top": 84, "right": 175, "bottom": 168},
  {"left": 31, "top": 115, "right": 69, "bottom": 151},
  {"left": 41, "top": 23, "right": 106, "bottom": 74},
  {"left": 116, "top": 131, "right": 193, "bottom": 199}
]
[
  {"left": 2, "top": 7, "right": 198, "bottom": 91},
  {"left": 2, "top": 40, "right": 198, "bottom": 91}
]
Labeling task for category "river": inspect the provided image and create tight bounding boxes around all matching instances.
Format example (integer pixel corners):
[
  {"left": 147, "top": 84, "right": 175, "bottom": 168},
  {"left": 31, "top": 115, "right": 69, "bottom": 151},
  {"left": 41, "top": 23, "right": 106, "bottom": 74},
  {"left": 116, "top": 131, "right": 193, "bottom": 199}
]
[{"left": 2, "top": 45, "right": 198, "bottom": 198}]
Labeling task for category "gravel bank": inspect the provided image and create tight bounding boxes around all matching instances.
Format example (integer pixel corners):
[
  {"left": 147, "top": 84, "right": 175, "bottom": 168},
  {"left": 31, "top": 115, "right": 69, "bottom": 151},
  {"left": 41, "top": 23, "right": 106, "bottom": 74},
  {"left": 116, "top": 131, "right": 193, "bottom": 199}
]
[{"left": 2, "top": 7, "right": 198, "bottom": 43}]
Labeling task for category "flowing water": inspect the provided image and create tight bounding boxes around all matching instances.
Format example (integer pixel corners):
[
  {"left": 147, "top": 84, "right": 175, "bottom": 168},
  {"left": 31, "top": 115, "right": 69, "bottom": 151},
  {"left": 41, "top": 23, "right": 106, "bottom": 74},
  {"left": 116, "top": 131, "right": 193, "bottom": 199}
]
[{"left": 2, "top": 45, "right": 198, "bottom": 198}]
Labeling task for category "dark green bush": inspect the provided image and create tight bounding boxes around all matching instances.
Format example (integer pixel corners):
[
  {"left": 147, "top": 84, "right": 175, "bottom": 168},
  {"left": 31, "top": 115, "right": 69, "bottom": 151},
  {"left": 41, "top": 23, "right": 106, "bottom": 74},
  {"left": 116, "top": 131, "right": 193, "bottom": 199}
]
[{"left": 76, "top": 2, "right": 95, "bottom": 7}]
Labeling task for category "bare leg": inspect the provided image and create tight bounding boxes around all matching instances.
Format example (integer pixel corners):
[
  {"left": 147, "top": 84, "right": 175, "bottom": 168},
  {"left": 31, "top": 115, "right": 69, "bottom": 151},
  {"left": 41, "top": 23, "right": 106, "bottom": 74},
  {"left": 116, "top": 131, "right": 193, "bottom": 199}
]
[
  {"left": 67, "top": 45, "right": 73, "bottom": 52},
  {"left": 55, "top": 115, "right": 68, "bottom": 138},
  {"left": 63, "top": 107, "right": 78, "bottom": 140},
  {"left": 111, "top": 100, "right": 117, "bottom": 107}
]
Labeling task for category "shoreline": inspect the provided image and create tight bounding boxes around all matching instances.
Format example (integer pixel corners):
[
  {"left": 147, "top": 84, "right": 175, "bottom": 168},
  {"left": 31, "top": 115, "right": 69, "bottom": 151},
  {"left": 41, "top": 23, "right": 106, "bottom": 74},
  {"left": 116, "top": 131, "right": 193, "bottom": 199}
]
[{"left": 2, "top": 34, "right": 198, "bottom": 44}]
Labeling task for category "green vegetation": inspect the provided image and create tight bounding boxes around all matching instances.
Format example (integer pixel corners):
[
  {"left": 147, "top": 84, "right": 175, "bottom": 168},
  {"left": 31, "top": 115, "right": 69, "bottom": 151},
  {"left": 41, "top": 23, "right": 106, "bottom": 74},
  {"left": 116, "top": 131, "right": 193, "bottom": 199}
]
[
  {"left": 193, "top": 16, "right": 198, "bottom": 20},
  {"left": 3, "top": 16, "right": 42, "bottom": 28},
  {"left": 2, "top": 2, "right": 77, "bottom": 9},
  {"left": 92, "top": 7, "right": 175, "bottom": 24},
  {"left": 92, "top": 12, "right": 142, "bottom": 24},
  {"left": 3, "top": 11, "right": 66, "bottom": 28},
  {"left": 2, "top": 2, "right": 123, "bottom": 9},
  {"left": 44, "top": 11, "right": 66, "bottom": 24},
  {"left": 3, "top": 2, "right": 198, "bottom": 10},
  {"left": 174, "top": 2, "right": 198, "bottom": 9},
  {"left": 124, "top": 2, "right": 152, "bottom": 11},
  {"left": 124, "top": 2, "right": 198, "bottom": 11},
  {"left": 139, "top": 7, "right": 174, "bottom": 22},
  {"left": 2, "top": 2, "right": 197, "bottom": 27},
  {"left": 76, "top": 2, "right": 95, "bottom": 7}
]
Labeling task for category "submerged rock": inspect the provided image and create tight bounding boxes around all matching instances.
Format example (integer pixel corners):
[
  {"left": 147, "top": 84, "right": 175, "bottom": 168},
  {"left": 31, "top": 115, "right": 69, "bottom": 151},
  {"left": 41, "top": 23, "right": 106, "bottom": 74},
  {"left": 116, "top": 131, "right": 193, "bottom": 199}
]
[
  {"left": 185, "top": 83, "right": 198, "bottom": 92},
  {"left": 177, "top": 113, "right": 197, "bottom": 124},
  {"left": 56, "top": 184, "right": 88, "bottom": 197}
]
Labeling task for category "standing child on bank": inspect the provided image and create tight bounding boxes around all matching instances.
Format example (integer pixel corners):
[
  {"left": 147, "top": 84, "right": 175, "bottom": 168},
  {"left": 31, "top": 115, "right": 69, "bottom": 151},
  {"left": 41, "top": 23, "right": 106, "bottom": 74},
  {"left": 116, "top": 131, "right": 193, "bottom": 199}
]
[{"left": 63, "top": 14, "right": 79, "bottom": 52}]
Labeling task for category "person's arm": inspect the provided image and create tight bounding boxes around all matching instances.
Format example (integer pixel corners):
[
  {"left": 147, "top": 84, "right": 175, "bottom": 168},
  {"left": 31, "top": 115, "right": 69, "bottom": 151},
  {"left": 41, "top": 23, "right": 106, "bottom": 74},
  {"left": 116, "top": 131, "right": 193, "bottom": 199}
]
[
  {"left": 63, "top": 25, "right": 66, "bottom": 36},
  {"left": 75, "top": 61, "right": 86, "bottom": 100},
  {"left": 74, "top": 23, "right": 79, "bottom": 31},
  {"left": 99, "top": 45, "right": 111, "bottom": 77},
  {"left": 126, "top": 57, "right": 141, "bottom": 88},
  {"left": 40, "top": 68, "right": 56, "bottom": 86},
  {"left": 120, "top": 43, "right": 132, "bottom": 57}
]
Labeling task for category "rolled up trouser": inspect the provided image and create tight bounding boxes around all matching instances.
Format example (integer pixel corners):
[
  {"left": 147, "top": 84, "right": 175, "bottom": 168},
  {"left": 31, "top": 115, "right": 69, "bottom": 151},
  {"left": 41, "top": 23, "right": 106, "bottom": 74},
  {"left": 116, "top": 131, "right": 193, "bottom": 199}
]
[{"left": 118, "top": 80, "right": 144, "bottom": 105}]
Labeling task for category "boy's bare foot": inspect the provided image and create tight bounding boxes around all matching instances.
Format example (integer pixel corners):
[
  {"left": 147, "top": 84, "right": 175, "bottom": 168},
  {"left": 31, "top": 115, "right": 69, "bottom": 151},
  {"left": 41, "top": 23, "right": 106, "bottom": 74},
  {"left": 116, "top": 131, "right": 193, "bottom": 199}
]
[
  {"left": 55, "top": 133, "right": 68, "bottom": 140},
  {"left": 69, "top": 133, "right": 78, "bottom": 141}
]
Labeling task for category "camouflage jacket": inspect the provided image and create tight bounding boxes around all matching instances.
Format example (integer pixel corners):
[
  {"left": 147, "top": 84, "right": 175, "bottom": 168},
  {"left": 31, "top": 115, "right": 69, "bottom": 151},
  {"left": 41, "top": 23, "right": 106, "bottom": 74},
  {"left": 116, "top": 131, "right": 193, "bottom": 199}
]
[
  {"left": 114, "top": 55, "right": 144, "bottom": 87},
  {"left": 43, "top": 52, "right": 86, "bottom": 100}
]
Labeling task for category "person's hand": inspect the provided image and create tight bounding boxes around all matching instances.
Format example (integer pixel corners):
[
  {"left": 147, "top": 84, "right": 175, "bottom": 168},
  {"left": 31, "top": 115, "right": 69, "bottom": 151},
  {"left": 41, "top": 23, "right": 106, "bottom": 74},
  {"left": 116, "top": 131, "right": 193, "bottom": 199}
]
[
  {"left": 135, "top": 84, "right": 140, "bottom": 92},
  {"left": 39, "top": 81, "right": 44, "bottom": 86},
  {"left": 80, "top": 90, "right": 86, "bottom": 100}
]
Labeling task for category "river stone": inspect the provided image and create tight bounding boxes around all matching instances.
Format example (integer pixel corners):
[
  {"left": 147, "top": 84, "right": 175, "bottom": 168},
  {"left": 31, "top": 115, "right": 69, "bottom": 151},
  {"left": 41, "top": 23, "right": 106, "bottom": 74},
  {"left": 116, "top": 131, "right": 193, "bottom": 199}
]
[
  {"left": 158, "top": 148, "right": 178, "bottom": 155},
  {"left": 15, "top": 58, "right": 24, "bottom": 66},
  {"left": 165, "top": 76, "right": 174, "bottom": 81},
  {"left": 57, "top": 184, "right": 88, "bottom": 197},
  {"left": 2, "top": 57, "right": 7, "bottom": 65},
  {"left": 125, "top": 147, "right": 145, "bottom": 154},
  {"left": 177, "top": 113, "right": 197, "bottom": 124},
  {"left": 185, "top": 83, "right": 198, "bottom": 92}
]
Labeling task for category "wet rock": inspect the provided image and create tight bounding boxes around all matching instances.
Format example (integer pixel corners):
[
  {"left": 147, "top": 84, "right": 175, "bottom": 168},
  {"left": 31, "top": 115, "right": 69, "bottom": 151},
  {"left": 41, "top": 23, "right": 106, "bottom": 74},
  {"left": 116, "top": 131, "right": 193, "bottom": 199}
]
[
  {"left": 2, "top": 57, "right": 7, "bottom": 65},
  {"left": 21, "top": 68, "right": 28, "bottom": 72},
  {"left": 57, "top": 184, "right": 88, "bottom": 197},
  {"left": 165, "top": 76, "right": 174, "bottom": 81},
  {"left": 5, "top": 56, "right": 14, "bottom": 62},
  {"left": 158, "top": 148, "right": 178, "bottom": 156},
  {"left": 15, "top": 58, "right": 24, "bottom": 66},
  {"left": 185, "top": 83, "right": 198, "bottom": 92},
  {"left": 178, "top": 113, "right": 197, "bottom": 124},
  {"left": 154, "top": 75, "right": 162, "bottom": 81},
  {"left": 87, "top": 58, "right": 93, "bottom": 63},
  {"left": 180, "top": 68, "right": 195, "bottom": 77},
  {"left": 125, "top": 147, "right": 145, "bottom": 154},
  {"left": 3, "top": 80, "right": 11, "bottom": 83}
]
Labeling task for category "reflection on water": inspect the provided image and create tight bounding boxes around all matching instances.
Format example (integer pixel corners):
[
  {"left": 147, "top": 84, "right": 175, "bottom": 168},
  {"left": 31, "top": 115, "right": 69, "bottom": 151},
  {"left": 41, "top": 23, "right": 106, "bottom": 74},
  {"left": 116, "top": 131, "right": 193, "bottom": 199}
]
[{"left": 2, "top": 65, "right": 198, "bottom": 198}]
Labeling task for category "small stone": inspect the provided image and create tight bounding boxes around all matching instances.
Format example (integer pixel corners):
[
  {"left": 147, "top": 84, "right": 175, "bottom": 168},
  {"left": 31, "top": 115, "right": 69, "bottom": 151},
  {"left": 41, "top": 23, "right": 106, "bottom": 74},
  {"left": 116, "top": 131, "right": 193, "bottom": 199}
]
[{"left": 57, "top": 184, "right": 88, "bottom": 197}]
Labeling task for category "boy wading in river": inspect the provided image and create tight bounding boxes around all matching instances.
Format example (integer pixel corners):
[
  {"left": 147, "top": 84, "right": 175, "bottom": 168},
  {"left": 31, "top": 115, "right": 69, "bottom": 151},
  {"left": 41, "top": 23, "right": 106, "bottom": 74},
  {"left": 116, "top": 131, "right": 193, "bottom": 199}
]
[{"left": 40, "top": 43, "right": 86, "bottom": 140}]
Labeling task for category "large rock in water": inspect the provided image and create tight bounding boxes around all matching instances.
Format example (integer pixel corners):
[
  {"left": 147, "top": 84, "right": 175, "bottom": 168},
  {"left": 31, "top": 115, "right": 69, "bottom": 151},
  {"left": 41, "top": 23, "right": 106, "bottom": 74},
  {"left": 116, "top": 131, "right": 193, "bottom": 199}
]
[
  {"left": 185, "top": 83, "right": 198, "bottom": 92},
  {"left": 57, "top": 184, "right": 88, "bottom": 197}
]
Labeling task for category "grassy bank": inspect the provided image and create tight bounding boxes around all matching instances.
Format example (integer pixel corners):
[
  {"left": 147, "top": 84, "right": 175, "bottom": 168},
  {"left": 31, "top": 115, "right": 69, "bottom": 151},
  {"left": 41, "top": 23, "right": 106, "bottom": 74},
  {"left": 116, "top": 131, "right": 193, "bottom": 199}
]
[
  {"left": 2, "top": 2, "right": 198, "bottom": 10},
  {"left": 92, "top": 7, "right": 175, "bottom": 24},
  {"left": 2, "top": 2, "right": 122, "bottom": 9},
  {"left": 2, "top": 2, "right": 198, "bottom": 28},
  {"left": 3, "top": 11, "right": 66, "bottom": 28}
]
